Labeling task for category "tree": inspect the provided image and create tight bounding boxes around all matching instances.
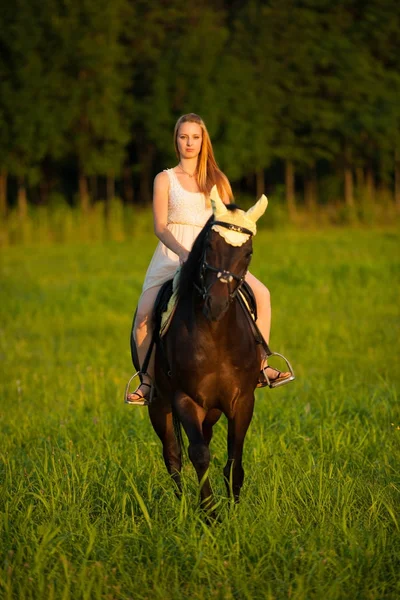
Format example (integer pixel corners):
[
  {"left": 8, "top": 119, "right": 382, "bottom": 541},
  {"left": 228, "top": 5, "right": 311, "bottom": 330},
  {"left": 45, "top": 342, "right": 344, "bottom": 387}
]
[
  {"left": 216, "top": 1, "right": 281, "bottom": 194},
  {"left": 68, "top": 0, "right": 131, "bottom": 208},
  {"left": 126, "top": 0, "right": 230, "bottom": 202},
  {"left": 0, "top": 0, "right": 56, "bottom": 216}
]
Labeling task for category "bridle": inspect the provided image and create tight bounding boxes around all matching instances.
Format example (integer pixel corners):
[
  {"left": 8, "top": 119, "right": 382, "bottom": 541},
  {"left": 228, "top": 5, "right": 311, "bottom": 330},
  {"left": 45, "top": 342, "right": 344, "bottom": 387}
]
[{"left": 194, "top": 220, "right": 254, "bottom": 303}]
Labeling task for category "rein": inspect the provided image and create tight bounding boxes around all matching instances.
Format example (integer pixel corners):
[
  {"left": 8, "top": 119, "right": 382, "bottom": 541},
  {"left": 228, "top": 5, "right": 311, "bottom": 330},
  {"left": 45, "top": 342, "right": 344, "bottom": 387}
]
[{"left": 194, "top": 220, "right": 254, "bottom": 302}]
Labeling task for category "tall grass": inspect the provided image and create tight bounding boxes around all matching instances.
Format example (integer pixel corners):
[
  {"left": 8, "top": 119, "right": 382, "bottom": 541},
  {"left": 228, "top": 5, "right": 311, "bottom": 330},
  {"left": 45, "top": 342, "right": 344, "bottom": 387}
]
[
  {"left": 1, "top": 194, "right": 398, "bottom": 247},
  {"left": 0, "top": 228, "right": 399, "bottom": 599}
]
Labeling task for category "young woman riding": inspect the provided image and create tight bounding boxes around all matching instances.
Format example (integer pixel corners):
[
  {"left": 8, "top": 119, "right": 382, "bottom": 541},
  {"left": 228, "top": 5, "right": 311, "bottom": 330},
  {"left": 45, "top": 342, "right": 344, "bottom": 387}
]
[{"left": 127, "top": 113, "right": 290, "bottom": 404}]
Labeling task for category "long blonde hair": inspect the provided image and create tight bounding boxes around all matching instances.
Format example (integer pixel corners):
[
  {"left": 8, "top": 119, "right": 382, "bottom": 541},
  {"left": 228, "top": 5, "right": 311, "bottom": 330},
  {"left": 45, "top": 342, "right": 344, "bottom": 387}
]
[{"left": 173, "top": 113, "right": 233, "bottom": 201}]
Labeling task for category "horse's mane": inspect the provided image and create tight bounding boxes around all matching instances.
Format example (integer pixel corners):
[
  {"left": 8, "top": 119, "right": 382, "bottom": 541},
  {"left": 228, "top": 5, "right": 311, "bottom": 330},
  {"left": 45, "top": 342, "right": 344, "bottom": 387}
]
[
  {"left": 177, "top": 204, "right": 241, "bottom": 302},
  {"left": 177, "top": 216, "right": 213, "bottom": 301}
]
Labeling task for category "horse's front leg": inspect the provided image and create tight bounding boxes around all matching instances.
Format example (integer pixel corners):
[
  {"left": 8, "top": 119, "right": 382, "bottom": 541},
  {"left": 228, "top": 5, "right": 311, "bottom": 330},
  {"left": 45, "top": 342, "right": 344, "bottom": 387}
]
[
  {"left": 223, "top": 395, "right": 255, "bottom": 502},
  {"left": 174, "top": 392, "right": 214, "bottom": 511},
  {"left": 148, "top": 402, "right": 182, "bottom": 495},
  {"left": 202, "top": 408, "right": 222, "bottom": 446}
]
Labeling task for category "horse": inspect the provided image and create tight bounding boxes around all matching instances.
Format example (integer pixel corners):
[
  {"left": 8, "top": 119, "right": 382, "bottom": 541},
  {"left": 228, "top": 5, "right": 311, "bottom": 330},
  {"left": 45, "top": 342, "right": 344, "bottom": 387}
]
[{"left": 129, "top": 187, "right": 272, "bottom": 511}]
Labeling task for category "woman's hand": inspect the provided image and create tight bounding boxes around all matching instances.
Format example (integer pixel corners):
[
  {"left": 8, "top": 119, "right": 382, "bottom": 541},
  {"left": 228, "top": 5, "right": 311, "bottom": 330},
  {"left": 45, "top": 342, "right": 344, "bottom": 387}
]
[{"left": 179, "top": 248, "right": 190, "bottom": 265}]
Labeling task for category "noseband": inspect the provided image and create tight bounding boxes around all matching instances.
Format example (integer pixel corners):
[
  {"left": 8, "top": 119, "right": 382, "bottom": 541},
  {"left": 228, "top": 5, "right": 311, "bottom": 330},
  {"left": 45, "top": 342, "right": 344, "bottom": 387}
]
[{"left": 194, "top": 220, "right": 254, "bottom": 302}]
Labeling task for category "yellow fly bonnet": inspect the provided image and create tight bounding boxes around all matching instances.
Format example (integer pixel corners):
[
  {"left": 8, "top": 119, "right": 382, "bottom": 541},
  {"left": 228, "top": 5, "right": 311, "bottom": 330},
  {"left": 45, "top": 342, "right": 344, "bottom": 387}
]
[{"left": 210, "top": 185, "right": 268, "bottom": 246}]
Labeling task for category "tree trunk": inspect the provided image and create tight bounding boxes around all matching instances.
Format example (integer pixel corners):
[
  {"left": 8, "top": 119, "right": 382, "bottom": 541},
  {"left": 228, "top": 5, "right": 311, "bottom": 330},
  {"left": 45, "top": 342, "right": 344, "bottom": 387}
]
[
  {"left": 285, "top": 160, "right": 296, "bottom": 217},
  {"left": 0, "top": 169, "right": 7, "bottom": 218},
  {"left": 90, "top": 176, "right": 98, "bottom": 202},
  {"left": 123, "top": 165, "right": 134, "bottom": 204},
  {"left": 18, "top": 176, "right": 28, "bottom": 218},
  {"left": 107, "top": 175, "right": 115, "bottom": 201},
  {"left": 355, "top": 166, "right": 364, "bottom": 201},
  {"left": 344, "top": 167, "right": 354, "bottom": 207},
  {"left": 365, "top": 167, "right": 375, "bottom": 203},
  {"left": 256, "top": 169, "right": 264, "bottom": 198},
  {"left": 304, "top": 162, "right": 317, "bottom": 210},
  {"left": 39, "top": 179, "right": 50, "bottom": 205},
  {"left": 395, "top": 149, "right": 400, "bottom": 212},
  {"left": 79, "top": 172, "right": 90, "bottom": 211},
  {"left": 355, "top": 167, "right": 364, "bottom": 189},
  {"left": 343, "top": 144, "right": 354, "bottom": 207},
  {"left": 138, "top": 144, "right": 155, "bottom": 205}
]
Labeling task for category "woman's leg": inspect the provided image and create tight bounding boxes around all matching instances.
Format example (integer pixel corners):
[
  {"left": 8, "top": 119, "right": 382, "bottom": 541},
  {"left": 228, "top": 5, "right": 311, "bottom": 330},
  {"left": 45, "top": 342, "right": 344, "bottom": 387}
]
[
  {"left": 128, "top": 284, "right": 162, "bottom": 400},
  {"left": 245, "top": 272, "right": 271, "bottom": 343},
  {"left": 245, "top": 272, "right": 290, "bottom": 381}
]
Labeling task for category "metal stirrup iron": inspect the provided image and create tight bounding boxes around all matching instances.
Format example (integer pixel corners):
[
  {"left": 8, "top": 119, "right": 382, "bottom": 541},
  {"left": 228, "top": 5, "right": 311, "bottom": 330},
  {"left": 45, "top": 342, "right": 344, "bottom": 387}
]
[
  {"left": 124, "top": 371, "right": 154, "bottom": 406},
  {"left": 261, "top": 352, "right": 295, "bottom": 388}
]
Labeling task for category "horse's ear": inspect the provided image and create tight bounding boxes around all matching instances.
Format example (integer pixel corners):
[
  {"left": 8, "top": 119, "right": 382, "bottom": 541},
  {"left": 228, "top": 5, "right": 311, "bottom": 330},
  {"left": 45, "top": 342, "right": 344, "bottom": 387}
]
[
  {"left": 210, "top": 185, "right": 228, "bottom": 218},
  {"left": 245, "top": 194, "right": 268, "bottom": 223}
]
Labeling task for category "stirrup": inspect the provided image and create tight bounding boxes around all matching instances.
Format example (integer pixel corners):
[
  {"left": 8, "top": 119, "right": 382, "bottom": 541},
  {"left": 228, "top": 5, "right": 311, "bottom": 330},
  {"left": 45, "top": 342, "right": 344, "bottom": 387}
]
[
  {"left": 261, "top": 352, "right": 295, "bottom": 389},
  {"left": 124, "top": 371, "right": 154, "bottom": 406}
]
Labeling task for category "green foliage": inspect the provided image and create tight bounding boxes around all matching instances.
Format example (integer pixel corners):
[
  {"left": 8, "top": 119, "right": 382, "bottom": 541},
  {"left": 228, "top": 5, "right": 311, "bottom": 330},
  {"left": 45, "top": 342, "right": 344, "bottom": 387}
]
[
  {"left": 58, "top": 0, "right": 131, "bottom": 177},
  {"left": 216, "top": 2, "right": 279, "bottom": 178},
  {"left": 0, "top": 229, "right": 399, "bottom": 599},
  {"left": 0, "top": 0, "right": 399, "bottom": 206},
  {"left": 0, "top": 0, "right": 52, "bottom": 179},
  {"left": 0, "top": 0, "right": 131, "bottom": 184}
]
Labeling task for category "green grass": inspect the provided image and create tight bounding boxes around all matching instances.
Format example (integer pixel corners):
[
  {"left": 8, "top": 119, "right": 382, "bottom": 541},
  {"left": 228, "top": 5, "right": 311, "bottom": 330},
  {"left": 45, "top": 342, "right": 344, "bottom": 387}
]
[{"left": 1, "top": 227, "right": 399, "bottom": 599}]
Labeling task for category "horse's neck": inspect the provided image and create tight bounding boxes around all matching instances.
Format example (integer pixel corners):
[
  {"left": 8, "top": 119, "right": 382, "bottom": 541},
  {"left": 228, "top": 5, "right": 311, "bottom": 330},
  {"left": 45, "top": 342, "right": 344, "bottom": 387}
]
[{"left": 192, "top": 297, "right": 245, "bottom": 334}]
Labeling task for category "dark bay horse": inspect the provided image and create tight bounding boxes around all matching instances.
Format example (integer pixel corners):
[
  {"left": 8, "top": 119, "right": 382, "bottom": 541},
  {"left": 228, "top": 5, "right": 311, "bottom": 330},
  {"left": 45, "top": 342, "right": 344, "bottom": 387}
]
[{"left": 130, "top": 188, "right": 269, "bottom": 509}]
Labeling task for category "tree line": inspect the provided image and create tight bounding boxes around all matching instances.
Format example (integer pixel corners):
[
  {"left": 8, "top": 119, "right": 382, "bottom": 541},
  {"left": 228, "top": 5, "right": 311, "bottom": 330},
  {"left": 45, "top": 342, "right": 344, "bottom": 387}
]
[{"left": 1, "top": 0, "right": 399, "bottom": 218}]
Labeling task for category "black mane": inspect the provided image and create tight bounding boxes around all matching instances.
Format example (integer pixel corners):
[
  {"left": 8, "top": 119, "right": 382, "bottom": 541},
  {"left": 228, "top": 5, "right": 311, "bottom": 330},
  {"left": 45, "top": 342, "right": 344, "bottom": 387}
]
[{"left": 177, "top": 215, "right": 213, "bottom": 301}]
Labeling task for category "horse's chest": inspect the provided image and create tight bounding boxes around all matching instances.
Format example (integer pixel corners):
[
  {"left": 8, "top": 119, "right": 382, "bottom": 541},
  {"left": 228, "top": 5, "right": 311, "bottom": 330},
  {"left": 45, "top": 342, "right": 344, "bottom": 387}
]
[
  {"left": 169, "top": 319, "right": 257, "bottom": 373},
  {"left": 164, "top": 313, "right": 259, "bottom": 411}
]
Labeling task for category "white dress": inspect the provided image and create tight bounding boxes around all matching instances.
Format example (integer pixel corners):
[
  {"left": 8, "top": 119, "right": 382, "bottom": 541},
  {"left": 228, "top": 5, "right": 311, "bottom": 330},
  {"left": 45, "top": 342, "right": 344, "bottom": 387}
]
[{"left": 142, "top": 168, "right": 213, "bottom": 293}]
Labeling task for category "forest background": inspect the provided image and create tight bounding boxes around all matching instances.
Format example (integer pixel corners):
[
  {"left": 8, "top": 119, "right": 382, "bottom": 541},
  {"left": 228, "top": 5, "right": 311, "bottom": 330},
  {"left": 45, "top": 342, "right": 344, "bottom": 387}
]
[{"left": 1, "top": 0, "right": 400, "bottom": 245}]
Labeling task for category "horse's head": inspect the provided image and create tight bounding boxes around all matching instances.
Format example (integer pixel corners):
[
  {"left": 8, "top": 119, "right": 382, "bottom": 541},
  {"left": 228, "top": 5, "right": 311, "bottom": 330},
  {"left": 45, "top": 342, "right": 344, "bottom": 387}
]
[{"left": 199, "top": 186, "right": 268, "bottom": 321}]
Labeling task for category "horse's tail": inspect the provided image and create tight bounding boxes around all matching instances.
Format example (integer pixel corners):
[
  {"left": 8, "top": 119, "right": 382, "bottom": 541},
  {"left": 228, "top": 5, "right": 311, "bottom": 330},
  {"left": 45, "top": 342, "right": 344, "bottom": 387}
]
[{"left": 172, "top": 406, "right": 185, "bottom": 457}]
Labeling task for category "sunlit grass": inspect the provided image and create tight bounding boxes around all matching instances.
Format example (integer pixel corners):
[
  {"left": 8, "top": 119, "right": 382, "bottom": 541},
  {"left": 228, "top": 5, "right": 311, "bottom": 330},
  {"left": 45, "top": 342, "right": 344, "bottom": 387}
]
[{"left": 1, "top": 227, "right": 399, "bottom": 599}]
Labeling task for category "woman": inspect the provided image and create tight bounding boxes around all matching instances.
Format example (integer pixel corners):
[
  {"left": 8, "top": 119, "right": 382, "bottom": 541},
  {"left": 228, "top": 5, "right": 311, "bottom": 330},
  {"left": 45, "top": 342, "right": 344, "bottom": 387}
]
[{"left": 127, "top": 113, "right": 290, "bottom": 404}]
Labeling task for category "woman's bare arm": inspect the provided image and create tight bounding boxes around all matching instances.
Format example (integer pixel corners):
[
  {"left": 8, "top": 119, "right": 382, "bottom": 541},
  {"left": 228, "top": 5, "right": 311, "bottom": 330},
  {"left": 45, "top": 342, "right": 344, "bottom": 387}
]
[{"left": 152, "top": 172, "right": 189, "bottom": 263}]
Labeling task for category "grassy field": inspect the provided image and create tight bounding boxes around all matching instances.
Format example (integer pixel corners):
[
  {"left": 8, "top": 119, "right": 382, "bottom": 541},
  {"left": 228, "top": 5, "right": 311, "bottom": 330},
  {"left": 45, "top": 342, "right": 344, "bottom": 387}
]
[{"left": 1, "top": 226, "right": 399, "bottom": 599}]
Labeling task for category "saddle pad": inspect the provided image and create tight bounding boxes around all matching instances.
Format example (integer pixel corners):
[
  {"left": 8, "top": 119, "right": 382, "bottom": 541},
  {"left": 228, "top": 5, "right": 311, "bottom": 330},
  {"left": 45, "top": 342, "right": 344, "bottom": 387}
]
[
  {"left": 160, "top": 267, "right": 181, "bottom": 338},
  {"left": 238, "top": 281, "right": 257, "bottom": 322},
  {"left": 238, "top": 289, "right": 254, "bottom": 320}
]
